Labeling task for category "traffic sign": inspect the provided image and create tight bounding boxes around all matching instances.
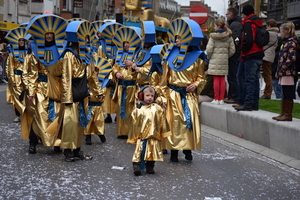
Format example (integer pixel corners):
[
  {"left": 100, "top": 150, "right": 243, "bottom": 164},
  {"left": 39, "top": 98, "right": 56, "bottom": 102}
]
[{"left": 189, "top": 5, "right": 208, "bottom": 25}]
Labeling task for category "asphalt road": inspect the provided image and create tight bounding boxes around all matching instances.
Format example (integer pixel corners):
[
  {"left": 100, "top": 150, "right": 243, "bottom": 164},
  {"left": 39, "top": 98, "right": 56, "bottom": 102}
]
[{"left": 0, "top": 83, "right": 300, "bottom": 200}]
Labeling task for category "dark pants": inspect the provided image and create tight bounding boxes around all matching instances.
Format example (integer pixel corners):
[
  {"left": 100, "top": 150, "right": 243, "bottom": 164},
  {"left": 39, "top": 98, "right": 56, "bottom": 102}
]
[
  {"left": 29, "top": 128, "right": 38, "bottom": 146},
  {"left": 282, "top": 85, "right": 294, "bottom": 100},
  {"left": 262, "top": 61, "right": 273, "bottom": 98},
  {"left": 227, "top": 54, "right": 239, "bottom": 101}
]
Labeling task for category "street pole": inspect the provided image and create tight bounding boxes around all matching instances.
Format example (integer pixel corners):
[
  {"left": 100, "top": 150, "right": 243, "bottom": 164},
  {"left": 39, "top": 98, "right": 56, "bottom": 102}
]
[
  {"left": 283, "top": 0, "right": 287, "bottom": 23},
  {"left": 255, "top": 0, "right": 260, "bottom": 17}
]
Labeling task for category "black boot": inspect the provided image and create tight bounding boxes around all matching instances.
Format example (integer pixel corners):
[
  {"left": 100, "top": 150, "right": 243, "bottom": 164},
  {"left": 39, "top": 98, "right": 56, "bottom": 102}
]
[
  {"left": 85, "top": 135, "right": 92, "bottom": 145},
  {"left": 64, "top": 149, "right": 75, "bottom": 162},
  {"left": 235, "top": 103, "right": 253, "bottom": 111},
  {"left": 133, "top": 162, "right": 142, "bottom": 176},
  {"left": 29, "top": 128, "right": 38, "bottom": 154},
  {"left": 105, "top": 114, "right": 112, "bottom": 123},
  {"left": 162, "top": 149, "right": 168, "bottom": 154},
  {"left": 53, "top": 146, "right": 62, "bottom": 153},
  {"left": 146, "top": 161, "right": 155, "bottom": 174},
  {"left": 29, "top": 144, "right": 36, "bottom": 154},
  {"left": 98, "top": 135, "right": 106, "bottom": 143},
  {"left": 183, "top": 150, "right": 193, "bottom": 161},
  {"left": 73, "top": 148, "right": 93, "bottom": 160},
  {"left": 170, "top": 150, "right": 179, "bottom": 162}
]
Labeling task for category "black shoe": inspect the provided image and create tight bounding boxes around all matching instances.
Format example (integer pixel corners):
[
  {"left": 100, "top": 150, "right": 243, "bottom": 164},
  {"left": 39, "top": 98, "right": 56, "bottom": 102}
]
[
  {"left": 114, "top": 117, "right": 117, "bottom": 122},
  {"left": 73, "top": 151, "right": 93, "bottom": 160},
  {"left": 105, "top": 115, "right": 112, "bottom": 123},
  {"left": 170, "top": 150, "right": 179, "bottom": 162},
  {"left": 29, "top": 144, "right": 36, "bottom": 154},
  {"left": 252, "top": 105, "right": 259, "bottom": 111},
  {"left": 53, "top": 146, "right": 62, "bottom": 153},
  {"left": 235, "top": 104, "right": 253, "bottom": 111},
  {"left": 64, "top": 150, "right": 75, "bottom": 162},
  {"left": 85, "top": 135, "right": 92, "bottom": 145},
  {"left": 162, "top": 149, "right": 168, "bottom": 154},
  {"left": 146, "top": 161, "right": 155, "bottom": 174},
  {"left": 98, "top": 135, "right": 106, "bottom": 143},
  {"left": 183, "top": 150, "right": 193, "bottom": 161},
  {"left": 133, "top": 162, "right": 141, "bottom": 176},
  {"left": 117, "top": 135, "right": 128, "bottom": 139}
]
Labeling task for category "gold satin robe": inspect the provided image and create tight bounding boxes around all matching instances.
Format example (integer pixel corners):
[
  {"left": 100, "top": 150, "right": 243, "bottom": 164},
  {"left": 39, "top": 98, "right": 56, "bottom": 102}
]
[
  {"left": 23, "top": 54, "right": 62, "bottom": 146},
  {"left": 131, "top": 103, "right": 171, "bottom": 162},
  {"left": 5, "top": 54, "right": 25, "bottom": 114},
  {"left": 162, "top": 58, "right": 206, "bottom": 150},
  {"left": 136, "top": 60, "right": 151, "bottom": 86},
  {"left": 84, "top": 69, "right": 106, "bottom": 136},
  {"left": 112, "top": 63, "right": 138, "bottom": 137},
  {"left": 56, "top": 52, "right": 88, "bottom": 149}
]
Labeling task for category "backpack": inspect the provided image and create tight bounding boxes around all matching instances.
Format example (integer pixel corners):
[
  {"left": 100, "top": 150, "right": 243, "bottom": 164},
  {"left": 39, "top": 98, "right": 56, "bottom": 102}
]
[{"left": 255, "top": 25, "right": 269, "bottom": 47}]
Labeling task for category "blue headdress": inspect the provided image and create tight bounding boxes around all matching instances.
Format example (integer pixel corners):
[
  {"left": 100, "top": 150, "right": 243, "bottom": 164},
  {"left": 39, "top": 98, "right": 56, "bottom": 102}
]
[
  {"left": 113, "top": 26, "right": 141, "bottom": 67},
  {"left": 25, "top": 14, "right": 68, "bottom": 65},
  {"left": 91, "top": 21, "right": 106, "bottom": 51},
  {"left": 64, "top": 20, "right": 96, "bottom": 64},
  {"left": 5, "top": 27, "right": 28, "bottom": 62},
  {"left": 149, "top": 43, "right": 169, "bottom": 74},
  {"left": 162, "top": 19, "right": 204, "bottom": 71},
  {"left": 99, "top": 22, "right": 123, "bottom": 59},
  {"left": 24, "top": 33, "right": 38, "bottom": 57},
  {"left": 135, "top": 21, "right": 156, "bottom": 66},
  {"left": 94, "top": 57, "right": 113, "bottom": 87}
]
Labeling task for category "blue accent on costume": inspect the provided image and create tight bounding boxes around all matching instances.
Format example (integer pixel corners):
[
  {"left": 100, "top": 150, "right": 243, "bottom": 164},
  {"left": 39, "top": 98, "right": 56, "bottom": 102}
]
[
  {"left": 87, "top": 101, "right": 103, "bottom": 121},
  {"left": 167, "top": 46, "right": 203, "bottom": 72},
  {"left": 43, "top": 45, "right": 60, "bottom": 66},
  {"left": 79, "top": 101, "right": 88, "bottom": 128},
  {"left": 14, "top": 69, "right": 23, "bottom": 76},
  {"left": 119, "top": 80, "right": 136, "bottom": 119},
  {"left": 168, "top": 84, "right": 192, "bottom": 130},
  {"left": 141, "top": 139, "right": 147, "bottom": 171},
  {"left": 135, "top": 48, "right": 151, "bottom": 66},
  {"left": 38, "top": 74, "right": 47, "bottom": 82},
  {"left": 48, "top": 99, "right": 56, "bottom": 122}
]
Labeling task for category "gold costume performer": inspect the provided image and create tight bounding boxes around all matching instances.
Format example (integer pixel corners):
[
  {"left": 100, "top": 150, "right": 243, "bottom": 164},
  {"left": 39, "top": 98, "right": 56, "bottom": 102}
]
[
  {"left": 97, "top": 22, "right": 123, "bottom": 122},
  {"left": 24, "top": 15, "right": 68, "bottom": 154},
  {"left": 131, "top": 86, "right": 171, "bottom": 175},
  {"left": 56, "top": 20, "right": 94, "bottom": 162},
  {"left": 4, "top": 27, "right": 27, "bottom": 123},
  {"left": 112, "top": 26, "right": 141, "bottom": 138},
  {"left": 161, "top": 19, "right": 207, "bottom": 162},
  {"left": 84, "top": 57, "right": 112, "bottom": 145}
]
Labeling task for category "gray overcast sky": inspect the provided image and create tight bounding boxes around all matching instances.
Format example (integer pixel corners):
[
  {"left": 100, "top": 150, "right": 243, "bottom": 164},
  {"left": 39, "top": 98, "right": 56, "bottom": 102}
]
[{"left": 175, "top": 0, "right": 227, "bottom": 16}]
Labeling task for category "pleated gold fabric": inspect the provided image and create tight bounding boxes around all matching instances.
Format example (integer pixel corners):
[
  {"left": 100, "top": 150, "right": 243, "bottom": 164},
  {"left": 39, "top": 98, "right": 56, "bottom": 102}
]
[
  {"left": 85, "top": 68, "right": 105, "bottom": 136},
  {"left": 112, "top": 64, "right": 138, "bottom": 137},
  {"left": 22, "top": 54, "right": 62, "bottom": 146},
  {"left": 136, "top": 60, "right": 151, "bottom": 86},
  {"left": 131, "top": 103, "right": 171, "bottom": 162},
  {"left": 162, "top": 58, "right": 206, "bottom": 150},
  {"left": 56, "top": 52, "right": 87, "bottom": 149},
  {"left": 5, "top": 54, "right": 25, "bottom": 114}
]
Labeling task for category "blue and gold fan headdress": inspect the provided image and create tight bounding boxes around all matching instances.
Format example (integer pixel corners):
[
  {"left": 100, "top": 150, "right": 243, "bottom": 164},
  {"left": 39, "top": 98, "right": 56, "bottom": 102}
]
[
  {"left": 65, "top": 20, "right": 96, "bottom": 64},
  {"left": 99, "top": 22, "right": 123, "bottom": 59},
  {"left": 94, "top": 56, "right": 113, "bottom": 87},
  {"left": 5, "top": 27, "right": 28, "bottom": 62},
  {"left": 26, "top": 14, "right": 68, "bottom": 65},
  {"left": 162, "top": 18, "right": 203, "bottom": 69},
  {"left": 113, "top": 26, "right": 141, "bottom": 66},
  {"left": 92, "top": 21, "right": 106, "bottom": 35},
  {"left": 67, "top": 18, "right": 87, "bottom": 23}
]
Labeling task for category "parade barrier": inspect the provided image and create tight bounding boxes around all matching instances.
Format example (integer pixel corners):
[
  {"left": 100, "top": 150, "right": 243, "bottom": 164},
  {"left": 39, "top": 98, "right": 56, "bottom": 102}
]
[{"left": 200, "top": 102, "right": 300, "bottom": 160}]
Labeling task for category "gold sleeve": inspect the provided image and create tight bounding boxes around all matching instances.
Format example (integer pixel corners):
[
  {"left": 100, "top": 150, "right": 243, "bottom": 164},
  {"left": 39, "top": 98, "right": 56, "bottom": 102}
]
[
  {"left": 62, "top": 52, "right": 74, "bottom": 103},
  {"left": 22, "top": 54, "right": 39, "bottom": 96}
]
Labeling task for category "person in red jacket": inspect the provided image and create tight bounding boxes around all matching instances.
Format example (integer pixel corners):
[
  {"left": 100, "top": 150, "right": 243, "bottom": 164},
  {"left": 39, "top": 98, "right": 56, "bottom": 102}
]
[{"left": 235, "top": 5, "right": 264, "bottom": 111}]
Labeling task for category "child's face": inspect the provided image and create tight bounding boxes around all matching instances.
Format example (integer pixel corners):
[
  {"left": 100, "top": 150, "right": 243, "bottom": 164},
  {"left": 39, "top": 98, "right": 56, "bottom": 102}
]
[{"left": 143, "top": 90, "right": 155, "bottom": 104}]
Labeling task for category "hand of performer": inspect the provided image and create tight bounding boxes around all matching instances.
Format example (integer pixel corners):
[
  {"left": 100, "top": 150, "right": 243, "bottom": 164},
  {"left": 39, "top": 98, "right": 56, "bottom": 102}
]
[
  {"left": 186, "top": 84, "right": 196, "bottom": 93},
  {"left": 162, "top": 102, "right": 167, "bottom": 109},
  {"left": 132, "top": 64, "right": 140, "bottom": 72},
  {"left": 28, "top": 96, "right": 34, "bottom": 102},
  {"left": 98, "top": 95, "right": 103, "bottom": 102},
  {"left": 124, "top": 60, "right": 133, "bottom": 66},
  {"left": 116, "top": 72, "right": 123, "bottom": 80}
]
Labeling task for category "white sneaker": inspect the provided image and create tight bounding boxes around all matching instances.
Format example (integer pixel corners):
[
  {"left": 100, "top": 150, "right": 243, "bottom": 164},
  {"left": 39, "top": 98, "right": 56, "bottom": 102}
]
[
  {"left": 211, "top": 100, "right": 219, "bottom": 105},
  {"left": 14, "top": 116, "right": 21, "bottom": 122},
  {"left": 219, "top": 100, "right": 225, "bottom": 105}
]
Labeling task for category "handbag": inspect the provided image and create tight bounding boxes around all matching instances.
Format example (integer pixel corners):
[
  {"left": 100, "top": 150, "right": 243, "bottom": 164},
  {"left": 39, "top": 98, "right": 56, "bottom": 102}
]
[{"left": 72, "top": 72, "right": 89, "bottom": 102}]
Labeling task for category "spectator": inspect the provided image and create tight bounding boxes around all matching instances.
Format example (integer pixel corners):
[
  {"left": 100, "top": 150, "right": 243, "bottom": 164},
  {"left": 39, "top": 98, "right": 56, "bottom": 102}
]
[
  {"left": 261, "top": 19, "right": 279, "bottom": 99},
  {"left": 272, "top": 22, "right": 298, "bottom": 121},
  {"left": 235, "top": 5, "right": 264, "bottom": 111},
  {"left": 206, "top": 19, "right": 235, "bottom": 105},
  {"left": 225, "top": 7, "right": 243, "bottom": 104}
]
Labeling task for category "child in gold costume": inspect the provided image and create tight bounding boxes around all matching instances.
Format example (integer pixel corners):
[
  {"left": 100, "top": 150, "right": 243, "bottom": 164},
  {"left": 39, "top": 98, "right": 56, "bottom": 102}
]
[{"left": 131, "top": 86, "right": 170, "bottom": 176}]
